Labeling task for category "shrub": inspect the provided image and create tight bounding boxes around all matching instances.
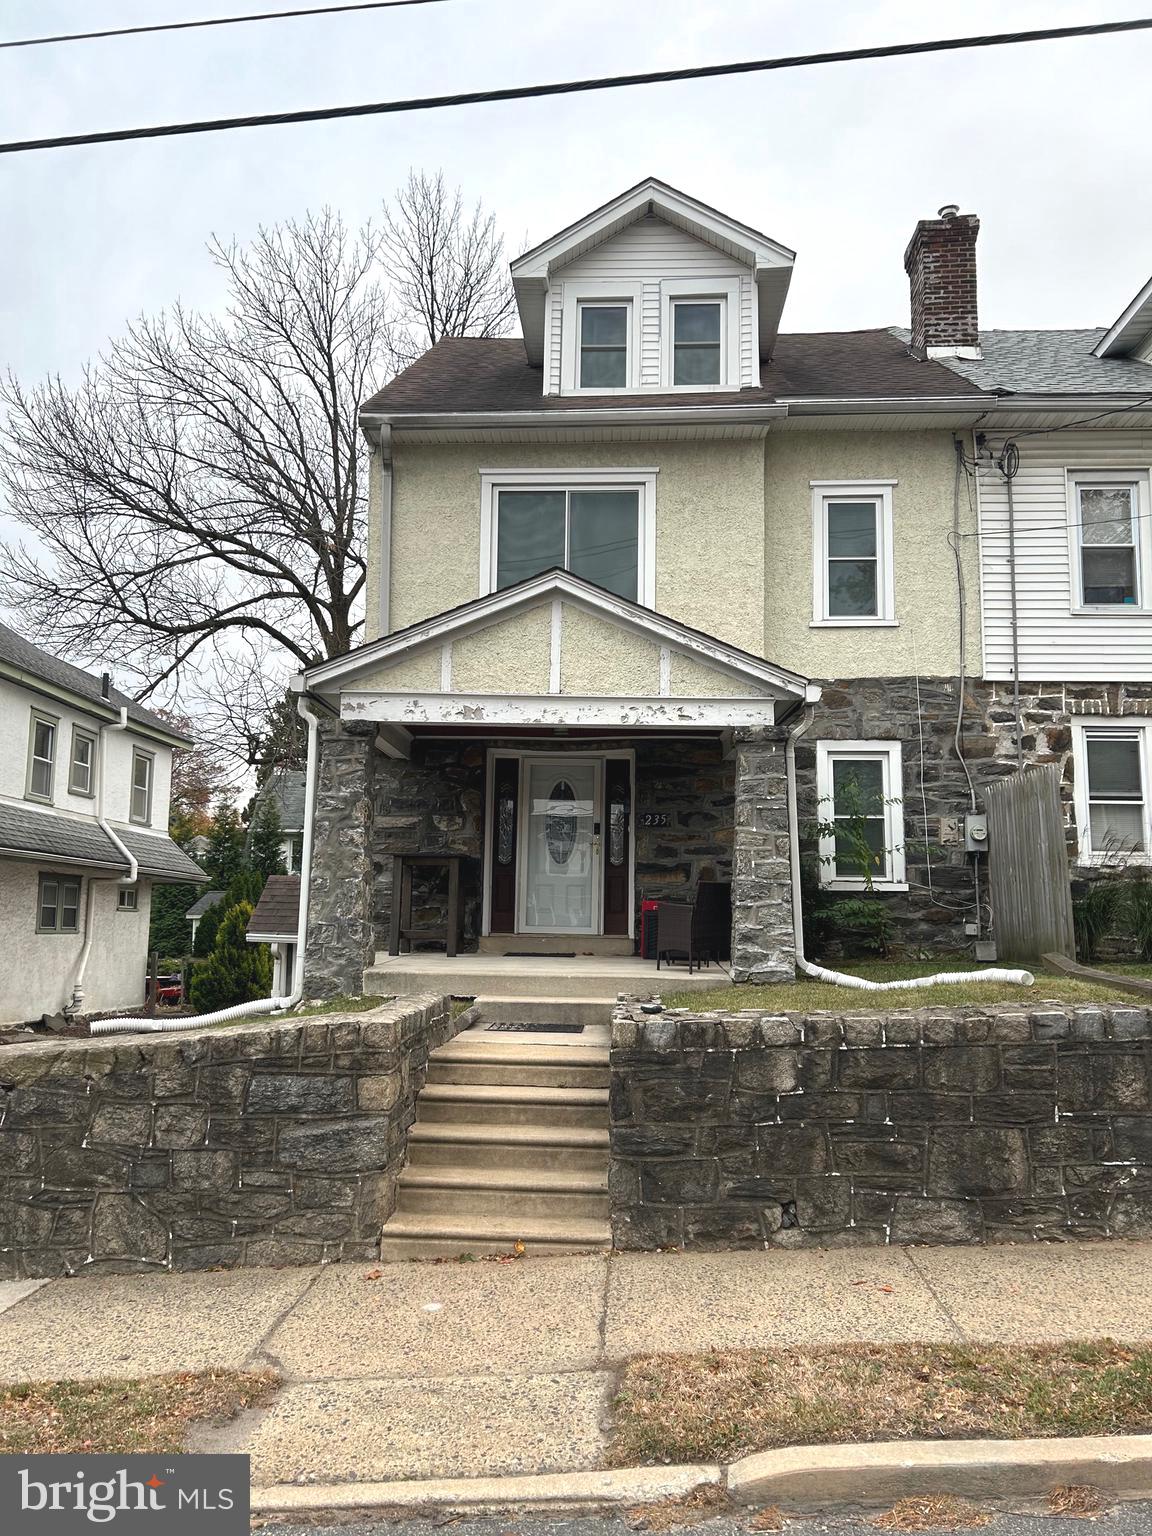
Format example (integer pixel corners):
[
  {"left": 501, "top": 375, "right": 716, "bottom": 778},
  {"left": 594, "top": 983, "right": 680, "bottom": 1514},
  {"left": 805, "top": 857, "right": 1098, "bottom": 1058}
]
[
  {"left": 1124, "top": 871, "right": 1152, "bottom": 961},
  {"left": 1072, "top": 880, "right": 1126, "bottom": 964},
  {"left": 188, "top": 902, "right": 273, "bottom": 1011}
]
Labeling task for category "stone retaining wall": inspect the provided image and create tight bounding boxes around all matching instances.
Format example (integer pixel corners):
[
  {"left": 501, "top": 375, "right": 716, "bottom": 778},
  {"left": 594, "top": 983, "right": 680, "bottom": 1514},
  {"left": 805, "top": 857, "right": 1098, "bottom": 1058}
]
[
  {"left": 0, "top": 994, "right": 461, "bottom": 1279},
  {"left": 610, "top": 999, "right": 1152, "bottom": 1250}
]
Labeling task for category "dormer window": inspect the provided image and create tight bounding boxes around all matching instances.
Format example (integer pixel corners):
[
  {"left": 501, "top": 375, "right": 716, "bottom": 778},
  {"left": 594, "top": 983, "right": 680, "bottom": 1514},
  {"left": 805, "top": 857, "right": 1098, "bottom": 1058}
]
[
  {"left": 672, "top": 301, "right": 723, "bottom": 385},
  {"left": 579, "top": 304, "right": 629, "bottom": 389}
]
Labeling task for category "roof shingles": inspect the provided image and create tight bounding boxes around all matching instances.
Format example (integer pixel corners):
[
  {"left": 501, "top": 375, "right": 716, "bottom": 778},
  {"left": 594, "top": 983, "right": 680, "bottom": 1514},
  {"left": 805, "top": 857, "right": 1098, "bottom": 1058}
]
[{"left": 0, "top": 801, "right": 205, "bottom": 883}]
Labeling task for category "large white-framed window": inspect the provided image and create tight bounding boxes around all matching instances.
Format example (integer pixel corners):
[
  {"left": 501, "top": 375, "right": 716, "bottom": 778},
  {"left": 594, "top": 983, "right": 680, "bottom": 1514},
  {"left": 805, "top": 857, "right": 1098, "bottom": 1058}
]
[
  {"left": 560, "top": 282, "right": 641, "bottom": 393},
  {"left": 1071, "top": 717, "right": 1152, "bottom": 863},
  {"left": 811, "top": 481, "right": 897, "bottom": 626},
  {"left": 479, "top": 468, "right": 657, "bottom": 606},
  {"left": 661, "top": 278, "right": 741, "bottom": 390},
  {"left": 26, "top": 710, "right": 58, "bottom": 803},
  {"left": 815, "top": 740, "right": 907, "bottom": 890},
  {"left": 1068, "top": 470, "right": 1152, "bottom": 611}
]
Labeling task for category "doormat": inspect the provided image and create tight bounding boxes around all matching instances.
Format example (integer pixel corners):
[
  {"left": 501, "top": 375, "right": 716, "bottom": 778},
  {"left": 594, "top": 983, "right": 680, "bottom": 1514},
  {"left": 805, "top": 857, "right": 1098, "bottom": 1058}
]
[
  {"left": 486, "top": 1022, "right": 585, "bottom": 1033},
  {"left": 503, "top": 951, "right": 576, "bottom": 958}
]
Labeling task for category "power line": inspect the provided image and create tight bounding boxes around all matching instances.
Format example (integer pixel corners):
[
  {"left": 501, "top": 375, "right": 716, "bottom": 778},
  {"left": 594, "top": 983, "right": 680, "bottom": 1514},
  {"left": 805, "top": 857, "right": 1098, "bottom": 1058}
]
[
  {"left": 1, "top": 16, "right": 1150, "bottom": 155},
  {"left": 0, "top": 0, "right": 453, "bottom": 51}
]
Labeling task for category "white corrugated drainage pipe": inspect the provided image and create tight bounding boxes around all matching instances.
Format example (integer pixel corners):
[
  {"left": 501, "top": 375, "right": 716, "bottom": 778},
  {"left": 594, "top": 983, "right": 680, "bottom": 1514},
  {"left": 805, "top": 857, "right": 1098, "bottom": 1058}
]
[
  {"left": 783, "top": 707, "right": 1034, "bottom": 991},
  {"left": 90, "top": 696, "right": 324, "bottom": 1035}
]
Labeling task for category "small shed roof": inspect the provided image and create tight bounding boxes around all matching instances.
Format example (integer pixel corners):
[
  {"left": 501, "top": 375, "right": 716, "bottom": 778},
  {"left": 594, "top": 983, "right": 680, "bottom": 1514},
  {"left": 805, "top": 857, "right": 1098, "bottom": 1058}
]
[{"left": 246, "top": 874, "right": 301, "bottom": 942}]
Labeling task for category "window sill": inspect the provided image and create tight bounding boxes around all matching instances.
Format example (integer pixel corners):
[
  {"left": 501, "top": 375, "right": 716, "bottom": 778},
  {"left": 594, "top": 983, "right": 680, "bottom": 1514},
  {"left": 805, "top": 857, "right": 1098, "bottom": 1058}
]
[
  {"left": 1070, "top": 606, "right": 1150, "bottom": 616},
  {"left": 809, "top": 619, "right": 900, "bottom": 629},
  {"left": 25, "top": 792, "right": 54, "bottom": 806},
  {"left": 820, "top": 879, "right": 910, "bottom": 893}
]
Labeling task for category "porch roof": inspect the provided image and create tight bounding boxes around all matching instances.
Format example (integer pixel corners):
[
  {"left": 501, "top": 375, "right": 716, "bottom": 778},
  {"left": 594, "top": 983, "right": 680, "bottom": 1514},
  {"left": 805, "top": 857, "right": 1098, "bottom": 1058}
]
[{"left": 298, "top": 570, "right": 816, "bottom": 734}]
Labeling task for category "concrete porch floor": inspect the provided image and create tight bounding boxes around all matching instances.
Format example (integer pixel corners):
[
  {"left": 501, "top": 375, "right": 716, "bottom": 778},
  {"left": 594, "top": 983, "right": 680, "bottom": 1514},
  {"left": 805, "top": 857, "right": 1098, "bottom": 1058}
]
[{"left": 364, "top": 951, "right": 731, "bottom": 1001}]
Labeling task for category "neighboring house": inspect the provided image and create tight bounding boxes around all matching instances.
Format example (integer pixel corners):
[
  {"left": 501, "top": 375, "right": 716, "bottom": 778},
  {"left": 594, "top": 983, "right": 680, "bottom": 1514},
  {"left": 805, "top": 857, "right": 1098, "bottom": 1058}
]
[
  {"left": 0, "top": 623, "right": 206, "bottom": 1023},
  {"left": 185, "top": 888, "right": 224, "bottom": 947},
  {"left": 246, "top": 874, "right": 301, "bottom": 996},
  {"left": 252, "top": 769, "right": 306, "bottom": 874},
  {"left": 294, "top": 178, "right": 1152, "bottom": 993}
]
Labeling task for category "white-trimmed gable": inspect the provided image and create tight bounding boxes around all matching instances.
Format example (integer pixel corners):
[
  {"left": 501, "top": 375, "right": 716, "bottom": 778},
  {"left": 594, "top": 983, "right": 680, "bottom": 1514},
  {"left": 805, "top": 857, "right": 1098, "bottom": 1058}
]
[
  {"left": 301, "top": 570, "right": 815, "bottom": 732},
  {"left": 511, "top": 179, "right": 794, "bottom": 393}
]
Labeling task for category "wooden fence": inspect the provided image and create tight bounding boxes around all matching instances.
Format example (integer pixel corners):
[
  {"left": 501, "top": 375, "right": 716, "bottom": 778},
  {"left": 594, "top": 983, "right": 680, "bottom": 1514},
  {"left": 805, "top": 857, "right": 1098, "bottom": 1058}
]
[{"left": 984, "top": 765, "right": 1075, "bottom": 962}]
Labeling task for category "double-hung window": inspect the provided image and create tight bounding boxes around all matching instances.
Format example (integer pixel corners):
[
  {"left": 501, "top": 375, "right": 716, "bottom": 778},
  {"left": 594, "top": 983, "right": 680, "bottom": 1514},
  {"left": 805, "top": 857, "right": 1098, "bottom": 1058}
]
[
  {"left": 26, "top": 711, "right": 58, "bottom": 802},
  {"left": 1072, "top": 719, "right": 1151, "bottom": 861},
  {"left": 481, "top": 470, "right": 656, "bottom": 605},
  {"left": 130, "top": 748, "right": 154, "bottom": 824},
  {"left": 38, "top": 874, "right": 81, "bottom": 934},
  {"left": 811, "top": 481, "right": 896, "bottom": 625},
  {"left": 815, "top": 741, "right": 906, "bottom": 889},
  {"left": 671, "top": 300, "right": 723, "bottom": 385},
  {"left": 69, "top": 726, "right": 97, "bottom": 797},
  {"left": 578, "top": 303, "right": 629, "bottom": 389},
  {"left": 1070, "top": 471, "right": 1150, "bottom": 609}
]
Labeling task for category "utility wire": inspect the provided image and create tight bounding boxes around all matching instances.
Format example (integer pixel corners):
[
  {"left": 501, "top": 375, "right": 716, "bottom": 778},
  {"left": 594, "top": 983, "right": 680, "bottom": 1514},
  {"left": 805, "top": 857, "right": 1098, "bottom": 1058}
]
[
  {"left": 1, "top": 16, "right": 1150, "bottom": 155},
  {"left": 0, "top": 0, "right": 453, "bottom": 51}
]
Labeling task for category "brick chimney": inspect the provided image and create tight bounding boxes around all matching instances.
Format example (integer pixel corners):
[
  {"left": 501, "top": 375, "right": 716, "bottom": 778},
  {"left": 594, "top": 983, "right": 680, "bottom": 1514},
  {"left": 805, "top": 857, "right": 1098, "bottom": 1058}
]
[{"left": 903, "top": 204, "right": 981, "bottom": 359}]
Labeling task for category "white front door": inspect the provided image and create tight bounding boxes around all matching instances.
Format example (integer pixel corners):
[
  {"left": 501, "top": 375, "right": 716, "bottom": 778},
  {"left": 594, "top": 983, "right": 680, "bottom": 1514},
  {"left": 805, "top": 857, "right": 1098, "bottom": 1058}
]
[{"left": 519, "top": 758, "right": 600, "bottom": 934}]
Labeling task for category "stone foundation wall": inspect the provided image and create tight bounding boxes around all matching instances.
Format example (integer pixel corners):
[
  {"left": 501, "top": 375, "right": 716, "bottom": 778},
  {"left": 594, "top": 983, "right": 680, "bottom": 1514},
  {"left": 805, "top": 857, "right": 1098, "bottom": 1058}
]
[
  {"left": 0, "top": 994, "right": 463, "bottom": 1279},
  {"left": 610, "top": 999, "right": 1152, "bottom": 1250},
  {"left": 799, "top": 676, "right": 1152, "bottom": 956}
]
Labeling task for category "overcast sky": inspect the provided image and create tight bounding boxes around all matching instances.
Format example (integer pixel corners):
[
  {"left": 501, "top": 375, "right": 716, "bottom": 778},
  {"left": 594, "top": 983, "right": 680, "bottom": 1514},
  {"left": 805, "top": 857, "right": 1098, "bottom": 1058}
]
[{"left": 4, "top": 0, "right": 1152, "bottom": 389}]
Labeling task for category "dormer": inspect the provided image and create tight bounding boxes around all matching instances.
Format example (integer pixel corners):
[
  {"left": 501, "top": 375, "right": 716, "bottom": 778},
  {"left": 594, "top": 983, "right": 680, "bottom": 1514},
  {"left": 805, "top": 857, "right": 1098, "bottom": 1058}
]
[
  {"left": 1095, "top": 273, "right": 1152, "bottom": 365},
  {"left": 511, "top": 178, "right": 795, "bottom": 397}
]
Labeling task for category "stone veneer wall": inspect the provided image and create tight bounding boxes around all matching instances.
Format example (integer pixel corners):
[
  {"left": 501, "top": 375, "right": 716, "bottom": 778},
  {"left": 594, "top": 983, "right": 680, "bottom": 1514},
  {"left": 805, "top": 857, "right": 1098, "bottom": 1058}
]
[
  {"left": 305, "top": 719, "right": 377, "bottom": 997},
  {"left": 0, "top": 994, "right": 463, "bottom": 1280},
  {"left": 610, "top": 998, "right": 1152, "bottom": 1250},
  {"left": 800, "top": 676, "right": 1152, "bottom": 955}
]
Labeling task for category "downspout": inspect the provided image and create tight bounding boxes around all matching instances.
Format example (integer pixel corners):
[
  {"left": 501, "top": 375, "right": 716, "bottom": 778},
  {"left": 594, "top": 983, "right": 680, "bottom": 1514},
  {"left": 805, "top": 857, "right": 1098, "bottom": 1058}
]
[
  {"left": 91, "top": 694, "right": 323, "bottom": 1034},
  {"left": 998, "top": 440, "right": 1024, "bottom": 770},
  {"left": 784, "top": 706, "right": 1033, "bottom": 991},
  {"left": 64, "top": 703, "right": 138, "bottom": 1016}
]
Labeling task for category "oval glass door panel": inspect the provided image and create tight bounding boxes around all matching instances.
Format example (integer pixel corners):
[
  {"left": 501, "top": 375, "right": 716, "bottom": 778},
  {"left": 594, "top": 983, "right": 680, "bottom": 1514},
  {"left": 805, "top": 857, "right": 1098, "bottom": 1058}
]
[{"left": 522, "top": 761, "right": 597, "bottom": 932}]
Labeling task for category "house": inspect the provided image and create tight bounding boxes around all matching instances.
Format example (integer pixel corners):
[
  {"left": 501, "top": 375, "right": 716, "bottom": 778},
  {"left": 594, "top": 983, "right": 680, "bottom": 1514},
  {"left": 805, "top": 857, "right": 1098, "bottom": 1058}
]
[
  {"left": 185, "top": 887, "right": 225, "bottom": 947},
  {"left": 0, "top": 623, "right": 206, "bottom": 1023},
  {"left": 252, "top": 769, "right": 306, "bottom": 874},
  {"left": 293, "top": 179, "right": 1152, "bottom": 996},
  {"left": 245, "top": 874, "right": 302, "bottom": 996}
]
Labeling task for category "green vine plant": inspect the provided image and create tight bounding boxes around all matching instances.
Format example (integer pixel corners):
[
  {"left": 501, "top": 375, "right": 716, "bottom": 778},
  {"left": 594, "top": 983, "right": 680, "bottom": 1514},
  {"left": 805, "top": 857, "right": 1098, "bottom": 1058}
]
[{"left": 799, "top": 771, "right": 904, "bottom": 958}]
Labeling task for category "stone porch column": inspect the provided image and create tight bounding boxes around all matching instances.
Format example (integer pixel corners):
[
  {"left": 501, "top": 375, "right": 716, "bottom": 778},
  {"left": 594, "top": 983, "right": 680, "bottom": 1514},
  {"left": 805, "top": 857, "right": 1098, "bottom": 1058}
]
[
  {"left": 731, "top": 727, "right": 796, "bottom": 983},
  {"left": 303, "top": 719, "right": 376, "bottom": 998}
]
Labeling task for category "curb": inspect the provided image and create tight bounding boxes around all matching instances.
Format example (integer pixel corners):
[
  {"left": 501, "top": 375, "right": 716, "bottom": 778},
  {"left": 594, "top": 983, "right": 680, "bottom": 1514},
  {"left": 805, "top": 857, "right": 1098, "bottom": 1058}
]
[
  {"left": 251, "top": 1434, "right": 1152, "bottom": 1517},
  {"left": 251, "top": 1464, "right": 722, "bottom": 1517},
  {"left": 728, "top": 1434, "right": 1152, "bottom": 1510}
]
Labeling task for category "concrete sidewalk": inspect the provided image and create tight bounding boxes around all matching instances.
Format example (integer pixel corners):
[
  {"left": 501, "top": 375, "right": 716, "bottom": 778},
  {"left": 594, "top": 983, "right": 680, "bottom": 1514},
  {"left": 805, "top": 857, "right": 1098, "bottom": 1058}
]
[{"left": 2, "top": 1242, "right": 1152, "bottom": 1486}]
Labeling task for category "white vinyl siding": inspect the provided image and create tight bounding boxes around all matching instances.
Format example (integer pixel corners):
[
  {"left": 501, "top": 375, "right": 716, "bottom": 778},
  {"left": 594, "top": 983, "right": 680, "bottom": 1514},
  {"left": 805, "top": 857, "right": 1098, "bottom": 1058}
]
[
  {"left": 547, "top": 216, "right": 757, "bottom": 394},
  {"left": 976, "top": 431, "right": 1152, "bottom": 679}
]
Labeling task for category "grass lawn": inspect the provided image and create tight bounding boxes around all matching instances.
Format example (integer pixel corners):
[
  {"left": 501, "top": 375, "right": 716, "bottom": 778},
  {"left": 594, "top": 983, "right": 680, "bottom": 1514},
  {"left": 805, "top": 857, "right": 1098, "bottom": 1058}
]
[
  {"left": 660, "top": 958, "right": 1144, "bottom": 1011},
  {"left": 610, "top": 1343, "right": 1152, "bottom": 1467},
  {"left": 289, "top": 994, "right": 388, "bottom": 1018},
  {"left": 0, "top": 1369, "right": 280, "bottom": 1455}
]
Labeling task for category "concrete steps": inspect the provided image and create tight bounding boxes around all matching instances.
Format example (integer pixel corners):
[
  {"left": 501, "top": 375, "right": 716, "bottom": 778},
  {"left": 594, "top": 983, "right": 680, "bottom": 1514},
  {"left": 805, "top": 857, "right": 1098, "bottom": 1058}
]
[
  {"left": 414, "top": 1082, "right": 609, "bottom": 1128},
  {"left": 378, "top": 1018, "right": 612, "bottom": 1261}
]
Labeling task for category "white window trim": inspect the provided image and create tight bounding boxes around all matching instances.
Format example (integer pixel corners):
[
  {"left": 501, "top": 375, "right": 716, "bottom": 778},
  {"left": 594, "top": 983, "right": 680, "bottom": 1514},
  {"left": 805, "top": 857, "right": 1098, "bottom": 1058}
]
[
  {"left": 660, "top": 278, "right": 741, "bottom": 391},
  {"left": 1066, "top": 468, "right": 1152, "bottom": 614},
  {"left": 560, "top": 281, "right": 642, "bottom": 394},
  {"left": 1070, "top": 716, "right": 1152, "bottom": 865},
  {"left": 810, "top": 480, "right": 897, "bottom": 627},
  {"left": 117, "top": 886, "right": 139, "bottom": 911},
  {"left": 479, "top": 468, "right": 658, "bottom": 607},
  {"left": 26, "top": 709, "right": 58, "bottom": 804},
  {"left": 130, "top": 747, "right": 154, "bottom": 826},
  {"left": 69, "top": 724, "right": 97, "bottom": 798},
  {"left": 815, "top": 739, "right": 907, "bottom": 890}
]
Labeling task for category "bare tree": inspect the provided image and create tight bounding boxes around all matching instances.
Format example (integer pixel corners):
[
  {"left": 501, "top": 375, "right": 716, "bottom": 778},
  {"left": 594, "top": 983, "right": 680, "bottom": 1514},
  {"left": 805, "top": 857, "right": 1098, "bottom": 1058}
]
[
  {"left": 0, "top": 210, "right": 387, "bottom": 697},
  {"left": 383, "top": 169, "right": 516, "bottom": 366}
]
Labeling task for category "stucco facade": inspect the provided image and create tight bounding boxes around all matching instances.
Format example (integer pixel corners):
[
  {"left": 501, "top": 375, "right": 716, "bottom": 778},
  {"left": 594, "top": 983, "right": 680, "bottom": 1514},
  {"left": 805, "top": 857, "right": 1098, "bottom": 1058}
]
[
  {"left": 370, "top": 428, "right": 979, "bottom": 684},
  {"left": 0, "top": 863, "right": 153, "bottom": 1022}
]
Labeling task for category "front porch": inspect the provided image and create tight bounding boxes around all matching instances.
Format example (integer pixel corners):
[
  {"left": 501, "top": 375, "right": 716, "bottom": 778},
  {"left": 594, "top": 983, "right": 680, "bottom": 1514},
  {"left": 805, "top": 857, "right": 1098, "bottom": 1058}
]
[
  {"left": 364, "top": 949, "right": 729, "bottom": 1002},
  {"left": 299, "top": 569, "right": 811, "bottom": 1000}
]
